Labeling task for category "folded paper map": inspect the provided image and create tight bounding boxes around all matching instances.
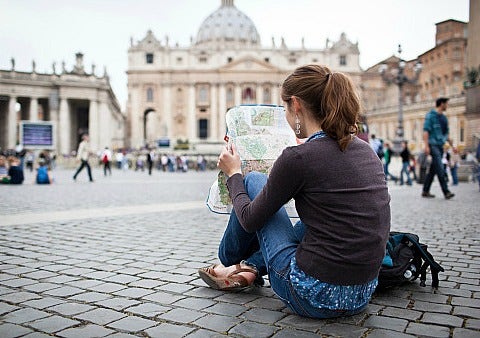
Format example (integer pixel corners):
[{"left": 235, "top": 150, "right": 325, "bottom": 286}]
[{"left": 206, "top": 104, "right": 298, "bottom": 217}]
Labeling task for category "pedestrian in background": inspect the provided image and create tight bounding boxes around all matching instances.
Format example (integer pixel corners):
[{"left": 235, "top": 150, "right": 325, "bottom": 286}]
[
  {"left": 7, "top": 156, "right": 24, "bottom": 184},
  {"left": 383, "top": 142, "right": 398, "bottom": 183},
  {"left": 36, "top": 158, "right": 53, "bottom": 184},
  {"left": 421, "top": 97, "right": 454, "bottom": 199},
  {"left": 73, "top": 133, "right": 94, "bottom": 182},
  {"left": 147, "top": 149, "right": 155, "bottom": 175},
  {"left": 449, "top": 146, "right": 460, "bottom": 186},
  {"left": 101, "top": 146, "right": 112, "bottom": 176},
  {"left": 198, "top": 65, "right": 390, "bottom": 319},
  {"left": 399, "top": 141, "right": 412, "bottom": 186}
]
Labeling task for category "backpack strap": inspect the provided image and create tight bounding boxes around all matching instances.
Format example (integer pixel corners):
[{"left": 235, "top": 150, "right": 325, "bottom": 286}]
[{"left": 403, "top": 234, "right": 444, "bottom": 288}]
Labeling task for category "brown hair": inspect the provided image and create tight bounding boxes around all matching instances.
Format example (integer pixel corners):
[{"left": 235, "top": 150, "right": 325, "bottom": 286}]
[{"left": 281, "top": 64, "right": 361, "bottom": 151}]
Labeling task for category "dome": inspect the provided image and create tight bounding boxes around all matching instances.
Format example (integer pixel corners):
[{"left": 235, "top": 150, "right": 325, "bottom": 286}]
[{"left": 196, "top": 0, "right": 260, "bottom": 47}]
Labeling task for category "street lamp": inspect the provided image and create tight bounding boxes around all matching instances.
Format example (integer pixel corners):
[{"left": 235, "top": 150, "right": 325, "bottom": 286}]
[{"left": 379, "top": 44, "right": 422, "bottom": 153}]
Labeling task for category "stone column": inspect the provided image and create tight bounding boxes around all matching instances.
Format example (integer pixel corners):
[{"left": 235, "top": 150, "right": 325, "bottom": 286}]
[
  {"left": 30, "top": 97, "right": 39, "bottom": 121},
  {"left": 88, "top": 100, "right": 99, "bottom": 152},
  {"left": 58, "top": 98, "right": 70, "bottom": 155},
  {"left": 272, "top": 85, "right": 279, "bottom": 105},
  {"left": 8, "top": 96, "right": 17, "bottom": 148},
  {"left": 210, "top": 84, "right": 218, "bottom": 141},
  {"left": 218, "top": 84, "right": 227, "bottom": 141},
  {"left": 188, "top": 84, "right": 196, "bottom": 141},
  {"left": 162, "top": 85, "right": 172, "bottom": 139},
  {"left": 234, "top": 85, "right": 242, "bottom": 106},
  {"left": 98, "top": 100, "right": 110, "bottom": 150},
  {"left": 256, "top": 85, "right": 263, "bottom": 104}
]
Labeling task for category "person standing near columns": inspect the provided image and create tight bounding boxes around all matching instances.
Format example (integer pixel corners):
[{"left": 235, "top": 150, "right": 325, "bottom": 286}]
[
  {"left": 73, "top": 133, "right": 94, "bottom": 182},
  {"left": 421, "top": 97, "right": 454, "bottom": 199}
]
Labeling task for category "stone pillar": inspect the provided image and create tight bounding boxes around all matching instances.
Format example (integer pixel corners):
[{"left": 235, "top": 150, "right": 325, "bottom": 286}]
[
  {"left": 218, "top": 84, "right": 227, "bottom": 141},
  {"left": 59, "top": 98, "right": 70, "bottom": 154},
  {"left": 30, "top": 97, "right": 39, "bottom": 121},
  {"left": 8, "top": 96, "right": 17, "bottom": 148},
  {"left": 210, "top": 84, "right": 218, "bottom": 141},
  {"left": 163, "top": 85, "right": 172, "bottom": 139},
  {"left": 88, "top": 100, "right": 99, "bottom": 152},
  {"left": 188, "top": 84, "right": 196, "bottom": 141},
  {"left": 272, "top": 85, "right": 279, "bottom": 105},
  {"left": 256, "top": 85, "right": 263, "bottom": 104},
  {"left": 98, "top": 100, "right": 110, "bottom": 150},
  {"left": 234, "top": 85, "right": 242, "bottom": 106}
]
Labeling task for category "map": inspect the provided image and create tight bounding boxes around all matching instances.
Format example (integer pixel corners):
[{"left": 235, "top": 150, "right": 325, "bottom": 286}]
[{"left": 206, "top": 104, "right": 298, "bottom": 217}]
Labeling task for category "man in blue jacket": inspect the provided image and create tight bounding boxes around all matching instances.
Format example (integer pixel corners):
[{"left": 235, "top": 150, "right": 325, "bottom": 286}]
[{"left": 422, "top": 97, "right": 454, "bottom": 199}]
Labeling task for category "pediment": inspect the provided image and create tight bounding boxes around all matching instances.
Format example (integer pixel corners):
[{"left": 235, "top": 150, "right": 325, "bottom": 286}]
[{"left": 219, "top": 57, "right": 279, "bottom": 72}]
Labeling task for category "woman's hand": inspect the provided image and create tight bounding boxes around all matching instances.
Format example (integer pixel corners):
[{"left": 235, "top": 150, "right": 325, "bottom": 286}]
[{"left": 217, "top": 143, "right": 242, "bottom": 177}]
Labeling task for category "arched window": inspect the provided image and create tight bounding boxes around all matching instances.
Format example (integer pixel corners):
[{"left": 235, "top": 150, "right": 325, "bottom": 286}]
[{"left": 242, "top": 87, "right": 255, "bottom": 103}]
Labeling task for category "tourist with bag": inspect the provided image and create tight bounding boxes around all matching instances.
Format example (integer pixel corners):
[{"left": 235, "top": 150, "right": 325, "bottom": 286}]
[{"left": 198, "top": 65, "right": 391, "bottom": 319}]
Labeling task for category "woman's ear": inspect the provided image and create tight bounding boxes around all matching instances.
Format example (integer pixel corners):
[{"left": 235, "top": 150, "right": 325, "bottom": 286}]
[{"left": 291, "top": 96, "right": 303, "bottom": 115}]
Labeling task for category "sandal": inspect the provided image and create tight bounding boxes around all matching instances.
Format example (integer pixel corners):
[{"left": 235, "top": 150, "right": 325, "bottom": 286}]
[{"left": 198, "top": 263, "right": 257, "bottom": 291}]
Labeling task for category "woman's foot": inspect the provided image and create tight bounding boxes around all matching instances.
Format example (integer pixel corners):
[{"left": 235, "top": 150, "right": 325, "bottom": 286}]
[{"left": 198, "top": 263, "right": 257, "bottom": 291}]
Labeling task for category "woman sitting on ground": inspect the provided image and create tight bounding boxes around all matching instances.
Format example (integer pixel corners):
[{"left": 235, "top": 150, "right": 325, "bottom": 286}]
[
  {"left": 36, "top": 159, "right": 53, "bottom": 184},
  {"left": 198, "top": 64, "right": 391, "bottom": 319}
]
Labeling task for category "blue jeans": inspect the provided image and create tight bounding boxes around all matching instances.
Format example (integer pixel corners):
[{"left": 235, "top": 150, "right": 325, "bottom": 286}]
[
  {"left": 423, "top": 144, "right": 449, "bottom": 195},
  {"left": 400, "top": 162, "right": 412, "bottom": 185},
  {"left": 218, "top": 172, "right": 366, "bottom": 318},
  {"left": 450, "top": 165, "right": 458, "bottom": 185}
]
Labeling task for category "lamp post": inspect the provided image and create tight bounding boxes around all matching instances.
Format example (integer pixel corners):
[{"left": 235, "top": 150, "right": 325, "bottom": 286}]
[{"left": 379, "top": 44, "right": 422, "bottom": 153}]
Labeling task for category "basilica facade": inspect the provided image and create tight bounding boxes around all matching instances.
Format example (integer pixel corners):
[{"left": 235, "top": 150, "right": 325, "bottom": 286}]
[{"left": 126, "top": 0, "right": 361, "bottom": 149}]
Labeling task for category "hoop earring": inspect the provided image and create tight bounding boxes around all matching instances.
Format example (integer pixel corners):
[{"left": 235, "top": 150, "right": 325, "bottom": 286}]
[{"left": 295, "top": 115, "right": 301, "bottom": 135}]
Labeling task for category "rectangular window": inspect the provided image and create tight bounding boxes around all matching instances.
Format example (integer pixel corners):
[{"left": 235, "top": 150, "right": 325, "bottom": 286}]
[
  {"left": 199, "top": 57, "right": 207, "bottom": 63},
  {"left": 146, "top": 53, "right": 154, "bottom": 64},
  {"left": 199, "top": 119, "right": 208, "bottom": 139},
  {"left": 460, "top": 121, "right": 465, "bottom": 143},
  {"left": 147, "top": 88, "right": 153, "bottom": 102},
  {"left": 198, "top": 86, "right": 208, "bottom": 103},
  {"left": 339, "top": 55, "right": 346, "bottom": 66}
]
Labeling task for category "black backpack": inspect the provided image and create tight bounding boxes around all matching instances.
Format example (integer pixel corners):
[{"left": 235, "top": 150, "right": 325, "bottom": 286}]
[{"left": 378, "top": 232, "right": 444, "bottom": 289}]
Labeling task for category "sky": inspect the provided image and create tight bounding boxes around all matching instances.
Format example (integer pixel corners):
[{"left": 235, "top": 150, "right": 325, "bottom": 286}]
[{"left": 1, "top": 0, "right": 469, "bottom": 110}]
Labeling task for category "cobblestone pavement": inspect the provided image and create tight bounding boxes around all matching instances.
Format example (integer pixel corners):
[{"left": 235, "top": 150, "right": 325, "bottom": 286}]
[{"left": 1, "top": 166, "right": 479, "bottom": 337}]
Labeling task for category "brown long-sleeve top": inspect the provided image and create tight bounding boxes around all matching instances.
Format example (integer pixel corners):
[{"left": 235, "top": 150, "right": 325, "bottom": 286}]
[{"left": 226, "top": 136, "right": 391, "bottom": 285}]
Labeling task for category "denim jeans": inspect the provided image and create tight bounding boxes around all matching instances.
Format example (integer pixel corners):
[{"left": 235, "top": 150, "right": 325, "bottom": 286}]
[
  {"left": 400, "top": 162, "right": 412, "bottom": 185},
  {"left": 423, "top": 144, "right": 449, "bottom": 195},
  {"left": 218, "top": 171, "right": 366, "bottom": 318},
  {"left": 450, "top": 165, "right": 458, "bottom": 185},
  {"left": 73, "top": 160, "right": 93, "bottom": 181}
]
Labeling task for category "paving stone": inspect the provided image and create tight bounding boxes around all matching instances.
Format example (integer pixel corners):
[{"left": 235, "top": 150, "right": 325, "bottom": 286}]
[
  {"left": 203, "top": 302, "right": 247, "bottom": 317},
  {"left": 271, "top": 328, "right": 322, "bottom": 337},
  {"left": 453, "top": 306, "right": 480, "bottom": 319},
  {"left": 22, "top": 332, "right": 53, "bottom": 338},
  {"left": 158, "top": 308, "right": 206, "bottom": 324},
  {"left": 57, "top": 324, "right": 114, "bottom": 338},
  {"left": 193, "top": 314, "right": 241, "bottom": 333},
  {"left": 0, "top": 291, "right": 41, "bottom": 303},
  {"left": 48, "top": 302, "right": 95, "bottom": 316},
  {"left": 96, "top": 297, "right": 140, "bottom": 310},
  {"left": 406, "top": 322, "right": 451, "bottom": 337},
  {"left": 43, "top": 286, "right": 84, "bottom": 297},
  {"left": 364, "top": 315, "right": 408, "bottom": 332},
  {"left": 184, "top": 328, "right": 225, "bottom": 338},
  {"left": 451, "top": 297, "right": 480, "bottom": 308},
  {"left": 74, "top": 308, "right": 126, "bottom": 325},
  {"left": 142, "top": 290, "right": 185, "bottom": 304},
  {"left": 158, "top": 282, "right": 195, "bottom": 294},
  {"left": 242, "top": 308, "right": 286, "bottom": 324},
  {"left": 229, "top": 320, "right": 277, "bottom": 338},
  {"left": 365, "top": 329, "right": 416, "bottom": 337},
  {"left": 23, "top": 282, "right": 61, "bottom": 293},
  {"left": 452, "top": 328, "right": 480, "bottom": 338},
  {"left": 28, "top": 315, "right": 80, "bottom": 334},
  {"left": 318, "top": 323, "right": 368, "bottom": 338},
  {"left": 127, "top": 278, "right": 164, "bottom": 289},
  {"left": 276, "top": 314, "right": 324, "bottom": 332},
  {"left": 412, "top": 300, "right": 452, "bottom": 313},
  {"left": 421, "top": 312, "right": 464, "bottom": 327},
  {"left": 88, "top": 282, "right": 127, "bottom": 293},
  {"left": 0, "top": 277, "right": 38, "bottom": 288},
  {"left": 2, "top": 308, "right": 51, "bottom": 324},
  {"left": 125, "top": 302, "right": 170, "bottom": 317},
  {"left": 68, "top": 291, "right": 112, "bottom": 302},
  {"left": 0, "top": 302, "right": 19, "bottom": 315},
  {"left": 21, "top": 297, "right": 64, "bottom": 309},
  {"left": 145, "top": 323, "right": 195, "bottom": 338},
  {"left": 22, "top": 270, "right": 58, "bottom": 280},
  {"left": 381, "top": 307, "right": 422, "bottom": 321},
  {"left": 0, "top": 323, "right": 33, "bottom": 338},
  {"left": 113, "top": 287, "right": 155, "bottom": 298},
  {"left": 173, "top": 297, "right": 216, "bottom": 310},
  {"left": 107, "top": 315, "right": 157, "bottom": 332},
  {"left": 465, "top": 318, "right": 480, "bottom": 330}
]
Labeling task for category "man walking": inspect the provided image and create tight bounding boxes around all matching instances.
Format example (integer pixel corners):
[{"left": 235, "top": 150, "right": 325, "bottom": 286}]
[
  {"left": 422, "top": 98, "right": 454, "bottom": 199},
  {"left": 73, "top": 133, "right": 94, "bottom": 182}
]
